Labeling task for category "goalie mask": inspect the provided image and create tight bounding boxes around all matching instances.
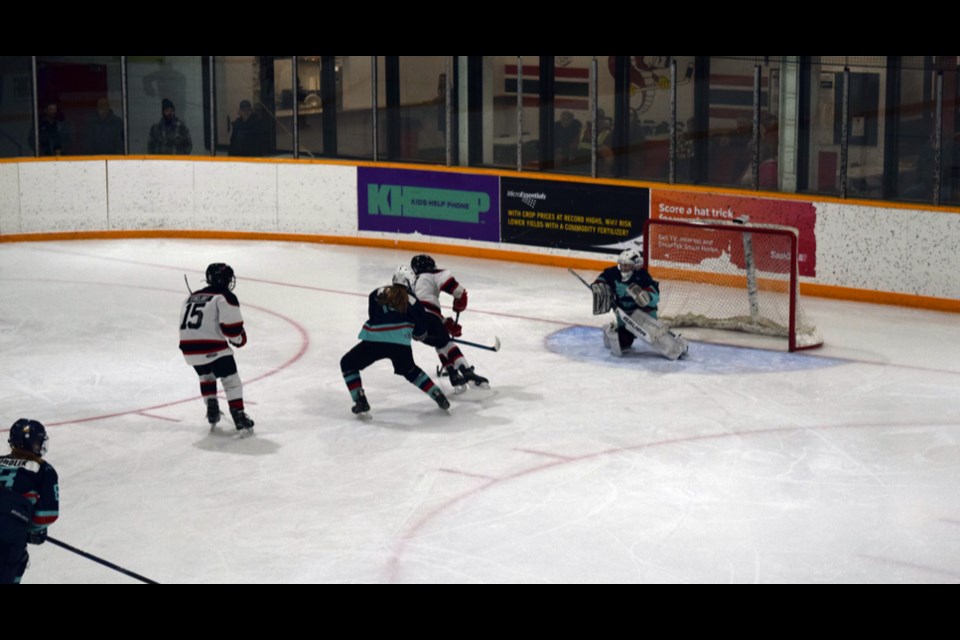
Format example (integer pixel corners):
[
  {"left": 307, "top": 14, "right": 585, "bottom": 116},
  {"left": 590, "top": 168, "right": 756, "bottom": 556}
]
[
  {"left": 206, "top": 263, "right": 236, "bottom": 291},
  {"left": 617, "top": 248, "right": 643, "bottom": 281}
]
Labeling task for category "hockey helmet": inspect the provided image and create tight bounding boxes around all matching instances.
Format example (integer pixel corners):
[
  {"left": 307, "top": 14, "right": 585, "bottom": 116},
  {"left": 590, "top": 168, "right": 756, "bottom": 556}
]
[
  {"left": 410, "top": 254, "right": 436, "bottom": 275},
  {"left": 8, "top": 418, "right": 48, "bottom": 456},
  {"left": 206, "top": 263, "right": 236, "bottom": 291},
  {"left": 392, "top": 265, "right": 416, "bottom": 290},
  {"left": 617, "top": 248, "right": 643, "bottom": 281}
]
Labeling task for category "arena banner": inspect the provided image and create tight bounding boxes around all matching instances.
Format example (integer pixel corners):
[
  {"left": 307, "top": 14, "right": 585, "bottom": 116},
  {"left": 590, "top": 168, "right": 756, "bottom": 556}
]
[
  {"left": 650, "top": 191, "right": 817, "bottom": 277},
  {"left": 358, "top": 167, "right": 500, "bottom": 242},
  {"left": 500, "top": 178, "right": 649, "bottom": 254}
]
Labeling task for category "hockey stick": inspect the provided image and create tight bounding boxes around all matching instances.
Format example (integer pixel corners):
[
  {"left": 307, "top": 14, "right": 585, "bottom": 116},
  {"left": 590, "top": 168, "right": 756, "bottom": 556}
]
[
  {"left": 184, "top": 274, "right": 194, "bottom": 294},
  {"left": 47, "top": 536, "right": 160, "bottom": 584},
  {"left": 451, "top": 336, "right": 500, "bottom": 352},
  {"left": 568, "top": 268, "right": 592, "bottom": 290}
]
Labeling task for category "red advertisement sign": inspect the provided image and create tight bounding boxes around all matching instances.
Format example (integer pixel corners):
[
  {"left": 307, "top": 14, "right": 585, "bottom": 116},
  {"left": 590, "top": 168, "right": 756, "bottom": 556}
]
[{"left": 650, "top": 191, "right": 817, "bottom": 277}]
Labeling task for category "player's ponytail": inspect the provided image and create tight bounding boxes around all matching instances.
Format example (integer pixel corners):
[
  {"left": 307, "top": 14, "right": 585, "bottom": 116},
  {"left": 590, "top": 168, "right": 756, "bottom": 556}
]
[{"left": 377, "top": 284, "right": 410, "bottom": 313}]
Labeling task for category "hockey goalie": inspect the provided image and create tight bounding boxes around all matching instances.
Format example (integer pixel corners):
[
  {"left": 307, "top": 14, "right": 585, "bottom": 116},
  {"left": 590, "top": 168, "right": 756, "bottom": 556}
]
[{"left": 590, "top": 248, "right": 688, "bottom": 360}]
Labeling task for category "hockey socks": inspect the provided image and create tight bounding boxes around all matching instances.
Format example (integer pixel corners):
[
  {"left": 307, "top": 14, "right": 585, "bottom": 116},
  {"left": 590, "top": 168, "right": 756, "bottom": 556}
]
[
  {"left": 437, "top": 344, "right": 469, "bottom": 370},
  {"left": 342, "top": 370, "right": 364, "bottom": 402},
  {"left": 199, "top": 378, "right": 217, "bottom": 398},
  {"left": 404, "top": 366, "right": 436, "bottom": 393}
]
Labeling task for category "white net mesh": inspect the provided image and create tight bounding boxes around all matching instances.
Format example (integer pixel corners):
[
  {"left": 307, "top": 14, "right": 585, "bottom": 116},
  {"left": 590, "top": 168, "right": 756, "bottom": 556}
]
[{"left": 646, "top": 220, "right": 822, "bottom": 350}]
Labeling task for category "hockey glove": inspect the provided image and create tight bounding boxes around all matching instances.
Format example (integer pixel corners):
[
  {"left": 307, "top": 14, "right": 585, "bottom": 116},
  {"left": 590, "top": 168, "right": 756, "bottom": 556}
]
[
  {"left": 232, "top": 330, "right": 248, "bottom": 348},
  {"left": 452, "top": 290, "right": 468, "bottom": 312},
  {"left": 627, "top": 284, "right": 652, "bottom": 307},
  {"left": 591, "top": 281, "right": 612, "bottom": 314},
  {"left": 444, "top": 317, "right": 463, "bottom": 337},
  {"left": 27, "top": 528, "right": 47, "bottom": 545}
]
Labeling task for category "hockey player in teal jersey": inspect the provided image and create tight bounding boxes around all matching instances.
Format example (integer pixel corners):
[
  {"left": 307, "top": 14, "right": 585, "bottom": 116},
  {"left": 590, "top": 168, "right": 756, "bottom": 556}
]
[
  {"left": 340, "top": 266, "right": 450, "bottom": 416},
  {"left": 1, "top": 419, "right": 59, "bottom": 584},
  {"left": 591, "top": 248, "right": 688, "bottom": 360}
]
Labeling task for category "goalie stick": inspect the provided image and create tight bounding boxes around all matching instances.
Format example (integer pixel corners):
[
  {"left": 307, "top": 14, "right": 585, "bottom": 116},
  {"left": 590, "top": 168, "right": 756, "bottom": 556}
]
[{"left": 568, "top": 268, "right": 592, "bottom": 290}]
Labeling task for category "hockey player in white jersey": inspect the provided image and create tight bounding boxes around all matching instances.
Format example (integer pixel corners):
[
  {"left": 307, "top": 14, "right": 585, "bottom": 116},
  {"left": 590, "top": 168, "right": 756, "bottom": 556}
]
[
  {"left": 179, "top": 263, "right": 255, "bottom": 436},
  {"left": 410, "top": 254, "right": 489, "bottom": 392}
]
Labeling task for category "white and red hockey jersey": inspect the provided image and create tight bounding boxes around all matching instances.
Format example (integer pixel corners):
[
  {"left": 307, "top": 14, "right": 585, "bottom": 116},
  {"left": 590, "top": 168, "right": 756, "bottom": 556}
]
[
  {"left": 178, "top": 287, "right": 246, "bottom": 366},
  {"left": 413, "top": 269, "right": 466, "bottom": 318}
]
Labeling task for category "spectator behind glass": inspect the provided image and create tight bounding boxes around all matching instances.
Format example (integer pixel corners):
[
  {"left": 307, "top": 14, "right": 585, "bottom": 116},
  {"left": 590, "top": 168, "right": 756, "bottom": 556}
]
[
  {"left": 148, "top": 98, "right": 192, "bottom": 155},
  {"left": 554, "top": 110, "right": 582, "bottom": 167},
  {"left": 88, "top": 98, "right": 124, "bottom": 155},
  {"left": 28, "top": 102, "right": 70, "bottom": 157},
  {"left": 228, "top": 100, "right": 267, "bottom": 157}
]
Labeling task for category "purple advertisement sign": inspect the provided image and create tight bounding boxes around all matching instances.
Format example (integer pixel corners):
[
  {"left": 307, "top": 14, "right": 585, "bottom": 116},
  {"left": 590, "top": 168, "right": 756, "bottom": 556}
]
[{"left": 358, "top": 167, "right": 500, "bottom": 242}]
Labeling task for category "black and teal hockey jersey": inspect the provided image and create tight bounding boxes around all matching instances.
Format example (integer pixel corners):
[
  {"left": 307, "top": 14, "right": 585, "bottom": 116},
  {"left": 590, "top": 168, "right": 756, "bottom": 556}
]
[
  {"left": 358, "top": 287, "right": 430, "bottom": 345},
  {"left": 595, "top": 265, "right": 660, "bottom": 318}
]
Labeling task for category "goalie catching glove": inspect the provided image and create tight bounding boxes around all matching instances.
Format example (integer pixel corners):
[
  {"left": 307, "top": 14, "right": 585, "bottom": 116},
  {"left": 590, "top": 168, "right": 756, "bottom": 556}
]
[
  {"left": 628, "top": 284, "right": 652, "bottom": 307},
  {"left": 444, "top": 317, "right": 463, "bottom": 337}
]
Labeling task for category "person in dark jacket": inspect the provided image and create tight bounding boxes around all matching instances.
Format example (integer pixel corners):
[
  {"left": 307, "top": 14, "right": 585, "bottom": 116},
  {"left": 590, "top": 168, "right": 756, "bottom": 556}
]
[
  {"left": 88, "top": 98, "right": 124, "bottom": 155},
  {"left": 228, "top": 100, "right": 267, "bottom": 157},
  {"left": 28, "top": 103, "right": 70, "bottom": 157},
  {"left": 148, "top": 98, "right": 192, "bottom": 155}
]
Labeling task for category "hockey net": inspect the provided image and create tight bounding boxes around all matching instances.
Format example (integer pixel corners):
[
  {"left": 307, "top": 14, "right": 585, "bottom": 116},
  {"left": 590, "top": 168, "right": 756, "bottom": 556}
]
[{"left": 643, "top": 218, "right": 822, "bottom": 351}]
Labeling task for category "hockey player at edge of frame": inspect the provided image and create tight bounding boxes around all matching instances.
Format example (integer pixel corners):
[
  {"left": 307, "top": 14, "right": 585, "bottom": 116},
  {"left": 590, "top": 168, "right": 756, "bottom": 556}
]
[
  {"left": 591, "top": 248, "right": 689, "bottom": 360},
  {"left": 410, "top": 254, "right": 490, "bottom": 393},
  {"left": 178, "top": 263, "right": 255, "bottom": 437},
  {"left": 0, "top": 419, "right": 59, "bottom": 585}
]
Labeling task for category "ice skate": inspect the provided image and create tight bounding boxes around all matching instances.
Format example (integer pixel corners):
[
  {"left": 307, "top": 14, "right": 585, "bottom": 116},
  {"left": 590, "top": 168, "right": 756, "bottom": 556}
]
[
  {"left": 429, "top": 386, "right": 451, "bottom": 411},
  {"left": 351, "top": 389, "right": 371, "bottom": 417},
  {"left": 206, "top": 398, "right": 221, "bottom": 428},
  {"left": 446, "top": 366, "right": 467, "bottom": 394},
  {"left": 230, "top": 407, "right": 255, "bottom": 438},
  {"left": 459, "top": 366, "right": 489, "bottom": 389}
]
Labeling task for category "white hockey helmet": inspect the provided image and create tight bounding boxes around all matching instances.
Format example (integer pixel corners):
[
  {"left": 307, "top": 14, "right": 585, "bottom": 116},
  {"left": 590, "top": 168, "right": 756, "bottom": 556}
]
[
  {"left": 617, "top": 248, "right": 643, "bottom": 281},
  {"left": 392, "top": 264, "right": 415, "bottom": 290}
]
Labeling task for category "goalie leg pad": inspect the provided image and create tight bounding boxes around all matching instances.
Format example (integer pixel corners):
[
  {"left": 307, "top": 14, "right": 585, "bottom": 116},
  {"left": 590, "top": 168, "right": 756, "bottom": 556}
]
[
  {"left": 615, "top": 308, "right": 688, "bottom": 361},
  {"left": 602, "top": 322, "right": 623, "bottom": 356}
]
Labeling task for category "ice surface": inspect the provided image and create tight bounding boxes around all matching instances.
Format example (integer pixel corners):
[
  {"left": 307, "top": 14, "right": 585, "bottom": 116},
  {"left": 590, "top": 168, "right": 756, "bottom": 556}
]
[{"left": 1, "top": 238, "right": 958, "bottom": 583}]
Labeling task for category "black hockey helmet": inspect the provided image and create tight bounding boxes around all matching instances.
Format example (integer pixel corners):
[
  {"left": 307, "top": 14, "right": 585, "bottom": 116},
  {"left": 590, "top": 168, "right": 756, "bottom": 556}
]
[
  {"left": 411, "top": 254, "right": 436, "bottom": 275},
  {"left": 8, "top": 418, "right": 48, "bottom": 456},
  {"left": 206, "top": 263, "right": 236, "bottom": 291}
]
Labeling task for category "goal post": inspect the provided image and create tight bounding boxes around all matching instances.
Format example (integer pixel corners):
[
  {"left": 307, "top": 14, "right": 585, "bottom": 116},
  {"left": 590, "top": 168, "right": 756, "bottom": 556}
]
[{"left": 643, "top": 217, "right": 823, "bottom": 351}]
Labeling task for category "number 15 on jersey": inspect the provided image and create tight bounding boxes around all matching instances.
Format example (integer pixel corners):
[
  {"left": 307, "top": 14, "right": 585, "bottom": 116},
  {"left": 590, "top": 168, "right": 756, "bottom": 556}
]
[{"left": 181, "top": 301, "right": 206, "bottom": 330}]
